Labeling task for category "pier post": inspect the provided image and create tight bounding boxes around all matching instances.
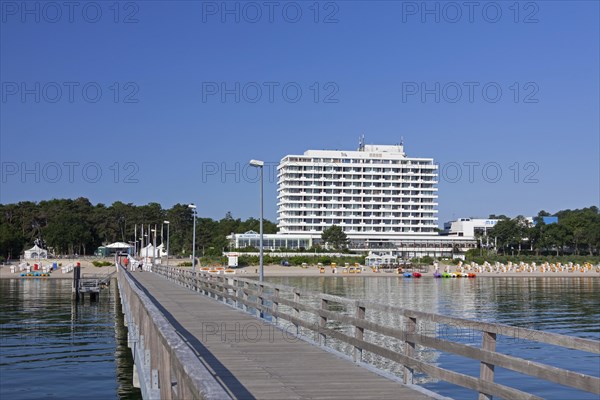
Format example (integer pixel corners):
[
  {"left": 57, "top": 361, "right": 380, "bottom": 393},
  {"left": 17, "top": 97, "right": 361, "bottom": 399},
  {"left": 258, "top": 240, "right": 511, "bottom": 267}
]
[
  {"left": 257, "top": 283, "right": 264, "bottom": 318},
  {"left": 478, "top": 331, "right": 497, "bottom": 400},
  {"left": 403, "top": 316, "right": 417, "bottom": 384},
  {"left": 293, "top": 290, "right": 300, "bottom": 335},
  {"left": 220, "top": 276, "right": 226, "bottom": 302},
  {"left": 72, "top": 262, "right": 81, "bottom": 301},
  {"left": 353, "top": 305, "right": 365, "bottom": 362},
  {"left": 319, "top": 298, "right": 329, "bottom": 346},
  {"left": 243, "top": 282, "right": 250, "bottom": 312},
  {"left": 236, "top": 282, "right": 243, "bottom": 310},
  {"left": 273, "top": 288, "right": 280, "bottom": 325}
]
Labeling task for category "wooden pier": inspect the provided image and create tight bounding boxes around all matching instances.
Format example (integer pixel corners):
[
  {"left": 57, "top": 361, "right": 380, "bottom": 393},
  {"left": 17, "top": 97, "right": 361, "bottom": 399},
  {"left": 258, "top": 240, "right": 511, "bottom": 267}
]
[
  {"left": 118, "top": 267, "right": 435, "bottom": 399},
  {"left": 117, "top": 265, "right": 600, "bottom": 400}
]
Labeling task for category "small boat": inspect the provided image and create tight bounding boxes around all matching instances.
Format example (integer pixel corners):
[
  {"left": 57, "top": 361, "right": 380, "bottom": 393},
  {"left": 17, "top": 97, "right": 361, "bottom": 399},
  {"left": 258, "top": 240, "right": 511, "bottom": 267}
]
[
  {"left": 433, "top": 272, "right": 442, "bottom": 278},
  {"left": 442, "top": 272, "right": 452, "bottom": 278},
  {"left": 403, "top": 272, "right": 412, "bottom": 278},
  {"left": 468, "top": 273, "right": 477, "bottom": 278},
  {"left": 412, "top": 272, "right": 422, "bottom": 278}
]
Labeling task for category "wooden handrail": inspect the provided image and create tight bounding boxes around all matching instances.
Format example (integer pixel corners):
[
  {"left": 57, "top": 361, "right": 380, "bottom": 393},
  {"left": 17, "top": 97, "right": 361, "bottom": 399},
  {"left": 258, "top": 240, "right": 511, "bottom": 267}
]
[
  {"left": 152, "top": 265, "right": 600, "bottom": 399},
  {"left": 169, "top": 268, "right": 599, "bottom": 354}
]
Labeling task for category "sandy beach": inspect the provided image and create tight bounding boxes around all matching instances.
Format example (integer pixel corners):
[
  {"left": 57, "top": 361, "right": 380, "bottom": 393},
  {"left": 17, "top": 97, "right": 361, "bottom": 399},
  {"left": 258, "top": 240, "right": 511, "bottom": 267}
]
[
  {"left": 1, "top": 261, "right": 598, "bottom": 279},
  {"left": 0, "top": 260, "right": 116, "bottom": 279}
]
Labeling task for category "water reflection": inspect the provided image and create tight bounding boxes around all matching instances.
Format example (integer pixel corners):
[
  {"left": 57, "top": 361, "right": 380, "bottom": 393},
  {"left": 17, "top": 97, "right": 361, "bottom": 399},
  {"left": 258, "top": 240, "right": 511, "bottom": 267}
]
[{"left": 0, "top": 279, "right": 141, "bottom": 400}]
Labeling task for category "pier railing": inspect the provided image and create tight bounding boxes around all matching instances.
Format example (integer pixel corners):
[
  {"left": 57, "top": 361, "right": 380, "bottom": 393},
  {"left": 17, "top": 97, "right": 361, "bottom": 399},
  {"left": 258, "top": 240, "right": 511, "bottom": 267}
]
[
  {"left": 152, "top": 265, "right": 600, "bottom": 400},
  {"left": 117, "top": 266, "right": 232, "bottom": 400}
]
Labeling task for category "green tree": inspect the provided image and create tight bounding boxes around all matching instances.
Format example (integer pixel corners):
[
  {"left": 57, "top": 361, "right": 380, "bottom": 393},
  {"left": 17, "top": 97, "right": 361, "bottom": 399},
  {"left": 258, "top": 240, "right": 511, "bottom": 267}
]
[
  {"left": 558, "top": 206, "right": 599, "bottom": 255},
  {"left": 514, "top": 215, "right": 531, "bottom": 255},
  {"left": 321, "top": 225, "right": 348, "bottom": 250},
  {"left": 0, "top": 223, "right": 25, "bottom": 260},
  {"left": 197, "top": 217, "right": 218, "bottom": 255},
  {"left": 490, "top": 219, "right": 519, "bottom": 254},
  {"left": 164, "top": 204, "right": 194, "bottom": 255},
  {"left": 544, "top": 223, "right": 571, "bottom": 256}
]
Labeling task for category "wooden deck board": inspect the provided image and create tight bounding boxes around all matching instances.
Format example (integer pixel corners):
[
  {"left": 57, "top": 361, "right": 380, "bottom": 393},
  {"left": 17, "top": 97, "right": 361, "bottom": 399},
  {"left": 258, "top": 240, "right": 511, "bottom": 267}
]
[{"left": 130, "top": 272, "right": 433, "bottom": 400}]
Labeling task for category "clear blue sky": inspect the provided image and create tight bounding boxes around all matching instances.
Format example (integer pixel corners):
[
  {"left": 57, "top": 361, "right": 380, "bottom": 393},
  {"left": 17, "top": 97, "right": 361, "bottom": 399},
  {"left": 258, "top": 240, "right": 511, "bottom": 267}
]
[{"left": 1, "top": 1, "right": 599, "bottom": 226}]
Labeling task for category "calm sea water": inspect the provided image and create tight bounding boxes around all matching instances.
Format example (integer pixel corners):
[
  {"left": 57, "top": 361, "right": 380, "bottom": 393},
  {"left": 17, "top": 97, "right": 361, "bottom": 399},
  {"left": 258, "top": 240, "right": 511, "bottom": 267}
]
[
  {"left": 1, "top": 276, "right": 598, "bottom": 400},
  {"left": 267, "top": 276, "right": 600, "bottom": 400},
  {"left": 0, "top": 278, "right": 141, "bottom": 400}
]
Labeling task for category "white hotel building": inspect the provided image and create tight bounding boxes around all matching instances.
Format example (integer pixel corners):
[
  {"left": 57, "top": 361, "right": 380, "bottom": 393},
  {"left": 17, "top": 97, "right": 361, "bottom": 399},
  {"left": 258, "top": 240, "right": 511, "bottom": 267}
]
[
  {"left": 229, "top": 143, "right": 476, "bottom": 258},
  {"left": 278, "top": 144, "right": 438, "bottom": 235}
]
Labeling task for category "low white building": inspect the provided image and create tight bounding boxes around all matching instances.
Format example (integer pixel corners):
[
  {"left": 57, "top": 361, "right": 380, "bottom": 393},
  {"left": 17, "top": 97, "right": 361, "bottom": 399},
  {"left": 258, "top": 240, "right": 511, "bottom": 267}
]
[
  {"left": 443, "top": 217, "right": 533, "bottom": 237},
  {"left": 443, "top": 218, "right": 499, "bottom": 237},
  {"left": 227, "top": 231, "right": 475, "bottom": 259},
  {"left": 228, "top": 231, "right": 313, "bottom": 251}
]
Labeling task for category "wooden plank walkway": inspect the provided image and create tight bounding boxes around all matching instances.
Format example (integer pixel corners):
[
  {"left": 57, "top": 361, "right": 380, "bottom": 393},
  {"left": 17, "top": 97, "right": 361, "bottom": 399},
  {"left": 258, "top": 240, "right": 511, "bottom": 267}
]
[{"left": 129, "top": 271, "right": 436, "bottom": 400}]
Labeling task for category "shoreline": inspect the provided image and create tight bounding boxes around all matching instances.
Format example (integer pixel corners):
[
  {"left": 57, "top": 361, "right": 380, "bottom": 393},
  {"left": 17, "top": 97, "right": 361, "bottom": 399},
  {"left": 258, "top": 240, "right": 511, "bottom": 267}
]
[
  {"left": 229, "top": 264, "right": 600, "bottom": 278},
  {"left": 2, "top": 262, "right": 598, "bottom": 280}
]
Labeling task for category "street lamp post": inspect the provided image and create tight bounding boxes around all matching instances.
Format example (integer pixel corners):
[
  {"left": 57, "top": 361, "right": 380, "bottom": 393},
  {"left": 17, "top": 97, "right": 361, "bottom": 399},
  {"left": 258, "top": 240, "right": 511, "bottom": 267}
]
[
  {"left": 189, "top": 204, "right": 197, "bottom": 272},
  {"left": 164, "top": 220, "right": 170, "bottom": 267},
  {"left": 249, "top": 159, "right": 264, "bottom": 282},
  {"left": 152, "top": 227, "right": 157, "bottom": 267}
]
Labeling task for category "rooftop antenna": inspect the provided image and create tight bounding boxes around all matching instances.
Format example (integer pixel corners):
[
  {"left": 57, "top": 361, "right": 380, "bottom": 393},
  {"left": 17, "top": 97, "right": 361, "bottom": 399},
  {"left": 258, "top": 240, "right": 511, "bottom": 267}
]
[
  {"left": 400, "top": 136, "right": 404, "bottom": 146},
  {"left": 358, "top": 133, "right": 365, "bottom": 151}
]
